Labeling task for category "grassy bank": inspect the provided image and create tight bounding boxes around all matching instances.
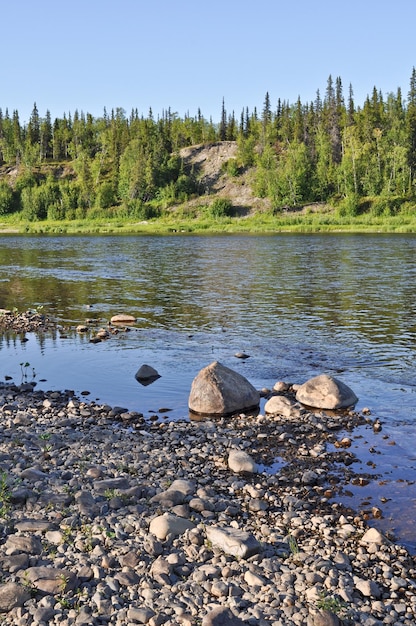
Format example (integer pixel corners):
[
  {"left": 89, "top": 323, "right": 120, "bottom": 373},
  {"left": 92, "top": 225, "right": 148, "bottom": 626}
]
[{"left": 1, "top": 208, "right": 416, "bottom": 235}]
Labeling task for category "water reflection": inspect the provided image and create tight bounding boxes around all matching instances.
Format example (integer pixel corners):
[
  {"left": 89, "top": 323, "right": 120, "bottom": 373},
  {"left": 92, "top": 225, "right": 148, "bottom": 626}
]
[
  {"left": 1, "top": 233, "right": 415, "bottom": 394},
  {"left": 1, "top": 232, "right": 415, "bottom": 550}
]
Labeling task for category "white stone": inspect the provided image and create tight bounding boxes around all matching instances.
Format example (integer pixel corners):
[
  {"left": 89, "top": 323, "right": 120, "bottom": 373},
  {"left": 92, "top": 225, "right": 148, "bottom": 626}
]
[
  {"left": 228, "top": 449, "right": 258, "bottom": 474},
  {"left": 205, "top": 526, "right": 261, "bottom": 558},
  {"left": 149, "top": 513, "right": 195, "bottom": 540},
  {"left": 360, "top": 527, "right": 388, "bottom": 545},
  {"left": 243, "top": 571, "right": 267, "bottom": 587},
  {"left": 264, "top": 395, "right": 299, "bottom": 417}
]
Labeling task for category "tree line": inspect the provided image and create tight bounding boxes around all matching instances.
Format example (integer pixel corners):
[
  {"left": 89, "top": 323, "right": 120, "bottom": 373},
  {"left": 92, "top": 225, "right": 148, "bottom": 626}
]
[{"left": 1, "top": 69, "right": 416, "bottom": 220}]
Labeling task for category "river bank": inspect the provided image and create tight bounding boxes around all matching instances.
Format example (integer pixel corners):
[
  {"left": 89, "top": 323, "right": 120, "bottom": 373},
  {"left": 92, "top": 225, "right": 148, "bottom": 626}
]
[
  {"left": 0, "top": 208, "right": 416, "bottom": 235},
  {"left": 0, "top": 382, "right": 415, "bottom": 626},
  {"left": 0, "top": 309, "right": 416, "bottom": 624}
]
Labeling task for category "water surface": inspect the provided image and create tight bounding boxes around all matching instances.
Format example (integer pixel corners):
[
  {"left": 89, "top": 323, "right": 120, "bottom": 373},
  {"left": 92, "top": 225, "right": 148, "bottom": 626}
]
[{"left": 0, "top": 233, "right": 415, "bottom": 547}]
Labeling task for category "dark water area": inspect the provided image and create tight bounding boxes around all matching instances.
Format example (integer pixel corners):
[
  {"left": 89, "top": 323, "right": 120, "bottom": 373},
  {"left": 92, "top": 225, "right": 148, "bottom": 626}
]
[{"left": 0, "top": 233, "right": 415, "bottom": 549}]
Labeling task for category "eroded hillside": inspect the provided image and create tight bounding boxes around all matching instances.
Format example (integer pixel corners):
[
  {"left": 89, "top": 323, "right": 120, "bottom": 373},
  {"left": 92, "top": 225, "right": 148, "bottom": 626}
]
[{"left": 179, "top": 141, "right": 271, "bottom": 214}]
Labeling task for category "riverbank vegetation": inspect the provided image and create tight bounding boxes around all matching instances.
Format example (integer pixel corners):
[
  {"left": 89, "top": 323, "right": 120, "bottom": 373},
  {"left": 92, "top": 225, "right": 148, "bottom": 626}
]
[{"left": 1, "top": 70, "right": 416, "bottom": 233}]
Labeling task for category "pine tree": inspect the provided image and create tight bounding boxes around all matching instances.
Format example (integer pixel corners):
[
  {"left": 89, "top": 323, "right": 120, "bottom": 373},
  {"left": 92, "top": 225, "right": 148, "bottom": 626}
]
[
  {"left": 40, "top": 110, "right": 52, "bottom": 160},
  {"left": 27, "top": 103, "right": 40, "bottom": 146},
  {"left": 262, "top": 91, "right": 272, "bottom": 128},
  {"left": 406, "top": 67, "right": 416, "bottom": 179},
  {"left": 219, "top": 98, "right": 227, "bottom": 141}
]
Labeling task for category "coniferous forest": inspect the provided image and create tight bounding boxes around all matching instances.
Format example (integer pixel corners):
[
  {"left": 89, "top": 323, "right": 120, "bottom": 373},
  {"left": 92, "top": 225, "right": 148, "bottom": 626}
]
[{"left": 1, "top": 70, "right": 416, "bottom": 225}]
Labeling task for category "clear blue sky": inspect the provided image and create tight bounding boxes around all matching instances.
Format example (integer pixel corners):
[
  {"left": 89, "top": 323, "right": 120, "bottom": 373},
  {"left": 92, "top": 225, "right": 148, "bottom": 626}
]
[{"left": 1, "top": 0, "right": 415, "bottom": 125}]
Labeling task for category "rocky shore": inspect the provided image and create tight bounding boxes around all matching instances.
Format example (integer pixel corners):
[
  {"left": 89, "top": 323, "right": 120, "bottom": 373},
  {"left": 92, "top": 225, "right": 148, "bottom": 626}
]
[
  {"left": 1, "top": 310, "right": 415, "bottom": 625},
  {"left": 0, "top": 381, "right": 415, "bottom": 626}
]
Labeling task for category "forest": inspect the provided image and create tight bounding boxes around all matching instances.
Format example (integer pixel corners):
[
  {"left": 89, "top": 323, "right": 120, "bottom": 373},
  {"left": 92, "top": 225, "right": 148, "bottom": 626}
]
[{"left": 1, "top": 69, "right": 416, "bottom": 223}]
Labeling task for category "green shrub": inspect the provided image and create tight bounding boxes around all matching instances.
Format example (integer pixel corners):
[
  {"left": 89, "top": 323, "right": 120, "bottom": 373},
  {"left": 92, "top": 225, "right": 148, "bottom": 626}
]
[
  {"left": 124, "top": 199, "right": 159, "bottom": 220},
  {"left": 0, "top": 182, "right": 17, "bottom": 215},
  {"left": 223, "top": 158, "right": 239, "bottom": 177},
  {"left": 371, "top": 195, "right": 405, "bottom": 216},
  {"left": 337, "top": 193, "right": 360, "bottom": 217},
  {"left": 209, "top": 197, "right": 233, "bottom": 218},
  {"left": 96, "top": 181, "right": 116, "bottom": 210}
]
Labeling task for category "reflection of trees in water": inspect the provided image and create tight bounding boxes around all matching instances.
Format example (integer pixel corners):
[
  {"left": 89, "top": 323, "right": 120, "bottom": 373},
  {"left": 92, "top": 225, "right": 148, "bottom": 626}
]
[{"left": 0, "top": 234, "right": 414, "bottom": 353}]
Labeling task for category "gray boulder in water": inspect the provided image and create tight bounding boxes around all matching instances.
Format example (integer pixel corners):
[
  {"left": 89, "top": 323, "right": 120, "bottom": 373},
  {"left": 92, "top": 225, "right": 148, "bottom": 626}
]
[
  {"left": 188, "top": 361, "right": 260, "bottom": 416},
  {"left": 295, "top": 373, "right": 358, "bottom": 410}
]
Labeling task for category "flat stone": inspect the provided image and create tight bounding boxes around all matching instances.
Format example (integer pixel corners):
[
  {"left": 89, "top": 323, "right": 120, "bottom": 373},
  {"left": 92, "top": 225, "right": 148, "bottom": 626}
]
[
  {"left": 20, "top": 567, "right": 78, "bottom": 595},
  {"left": 205, "top": 526, "right": 261, "bottom": 558},
  {"left": 93, "top": 477, "right": 130, "bottom": 493},
  {"left": 202, "top": 606, "right": 248, "bottom": 626},
  {"left": 308, "top": 610, "right": 342, "bottom": 626},
  {"left": 127, "top": 607, "right": 155, "bottom": 623},
  {"left": 4, "top": 535, "right": 43, "bottom": 555},
  {"left": 14, "top": 519, "right": 54, "bottom": 532},
  {"left": 149, "top": 513, "right": 195, "bottom": 540},
  {"left": 243, "top": 570, "right": 267, "bottom": 587},
  {"left": 264, "top": 395, "right": 299, "bottom": 417},
  {"left": 355, "top": 577, "right": 382, "bottom": 598},
  {"left": 167, "top": 479, "right": 195, "bottom": 495},
  {"left": 0, "top": 582, "right": 30, "bottom": 612},
  {"left": 114, "top": 570, "right": 141, "bottom": 586},
  {"left": 19, "top": 467, "right": 48, "bottom": 481},
  {"left": 75, "top": 490, "right": 99, "bottom": 517},
  {"left": 111, "top": 314, "right": 136, "bottom": 324},
  {"left": 150, "top": 489, "right": 187, "bottom": 508}
]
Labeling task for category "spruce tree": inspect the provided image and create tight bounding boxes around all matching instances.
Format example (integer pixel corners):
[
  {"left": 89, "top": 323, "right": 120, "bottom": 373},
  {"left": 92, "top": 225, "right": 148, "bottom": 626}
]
[
  {"left": 406, "top": 67, "right": 416, "bottom": 180},
  {"left": 219, "top": 98, "right": 227, "bottom": 141}
]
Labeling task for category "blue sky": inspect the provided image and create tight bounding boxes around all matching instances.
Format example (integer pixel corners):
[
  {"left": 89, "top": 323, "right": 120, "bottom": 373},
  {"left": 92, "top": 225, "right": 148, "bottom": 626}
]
[{"left": 1, "top": 0, "right": 415, "bottom": 125}]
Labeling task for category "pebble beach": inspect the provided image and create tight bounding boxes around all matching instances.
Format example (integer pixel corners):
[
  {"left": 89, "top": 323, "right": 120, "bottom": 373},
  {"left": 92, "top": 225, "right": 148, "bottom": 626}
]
[{"left": 0, "top": 311, "right": 416, "bottom": 625}]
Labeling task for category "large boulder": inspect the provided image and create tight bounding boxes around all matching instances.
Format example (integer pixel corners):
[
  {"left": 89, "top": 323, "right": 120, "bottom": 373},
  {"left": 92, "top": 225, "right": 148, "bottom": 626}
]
[
  {"left": 188, "top": 361, "right": 260, "bottom": 416},
  {"left": 295, "top": 374, "right": 358, "bottom": 410}
]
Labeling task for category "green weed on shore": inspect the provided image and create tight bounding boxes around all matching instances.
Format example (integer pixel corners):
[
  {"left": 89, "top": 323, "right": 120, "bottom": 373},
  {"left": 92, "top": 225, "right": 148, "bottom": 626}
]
[{"left": 0, "top": 206, "right": 415, "bottom": 235}]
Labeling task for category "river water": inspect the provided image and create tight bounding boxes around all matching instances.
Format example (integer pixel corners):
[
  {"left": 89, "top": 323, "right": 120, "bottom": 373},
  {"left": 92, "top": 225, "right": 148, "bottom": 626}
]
[{"left": 0, "top": 233, "right": 415, "bottom": 548}]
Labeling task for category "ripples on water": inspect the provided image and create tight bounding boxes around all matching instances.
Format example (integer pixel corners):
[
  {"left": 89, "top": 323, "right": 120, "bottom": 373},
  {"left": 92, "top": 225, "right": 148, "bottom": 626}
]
[
  {"left": 0, "top": 233, "right": 415, "bottom": 411},
  {"left": 0, "top": 233, "right": 415, "bottom": 548}
]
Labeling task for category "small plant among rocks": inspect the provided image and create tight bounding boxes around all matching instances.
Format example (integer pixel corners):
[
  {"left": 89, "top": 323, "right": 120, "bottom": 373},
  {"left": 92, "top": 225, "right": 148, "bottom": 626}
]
[
  {"left": 316, "top": 591, "right": 349, "bottom": 619},
  {"left": 21, "top": 571, "right": 37, "bottom": 597},
  {"left": 0, "top": 471, "right": 12, "bottom": 519},
  {"left": 287, "top": 533, "right": 299, "bottom": 555}
]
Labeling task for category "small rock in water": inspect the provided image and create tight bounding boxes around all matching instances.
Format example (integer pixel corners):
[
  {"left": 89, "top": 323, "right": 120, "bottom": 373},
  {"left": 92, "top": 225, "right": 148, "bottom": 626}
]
[
  {"left": 135, "top": 364, "right": 161, "bottom": 386},
  {"left": 110, "top": 313, "right": 136, "bottom": 324}
]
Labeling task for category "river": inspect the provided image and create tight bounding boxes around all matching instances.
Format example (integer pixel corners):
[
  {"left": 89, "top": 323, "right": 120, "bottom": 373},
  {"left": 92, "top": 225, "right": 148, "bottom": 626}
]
[{"left": 0, "top": 233, "right": 415, "bottom": 548}]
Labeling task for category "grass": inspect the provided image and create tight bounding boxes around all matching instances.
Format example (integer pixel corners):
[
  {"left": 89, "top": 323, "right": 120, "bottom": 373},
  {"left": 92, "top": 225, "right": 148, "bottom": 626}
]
[
  {"left": 0, "top": 204, "right": 415, "bottom": 234},
  {"left": 0, "top": 471, "right": 11, "bottom": 518}
]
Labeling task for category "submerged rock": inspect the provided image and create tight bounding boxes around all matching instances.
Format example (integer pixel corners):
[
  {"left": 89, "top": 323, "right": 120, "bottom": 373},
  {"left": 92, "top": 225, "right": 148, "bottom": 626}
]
[
  {"left": 295, "top": 374, "right": 358, "bottom": 410},
  {"left": 188, "top": 361, "right": 260, "bottom": 416}
]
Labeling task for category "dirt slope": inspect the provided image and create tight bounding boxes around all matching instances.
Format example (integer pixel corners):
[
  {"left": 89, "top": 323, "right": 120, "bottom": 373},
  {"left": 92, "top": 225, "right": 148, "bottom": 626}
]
[{"left": 179, "top": 141, "right": 271, "bottom": 214}]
